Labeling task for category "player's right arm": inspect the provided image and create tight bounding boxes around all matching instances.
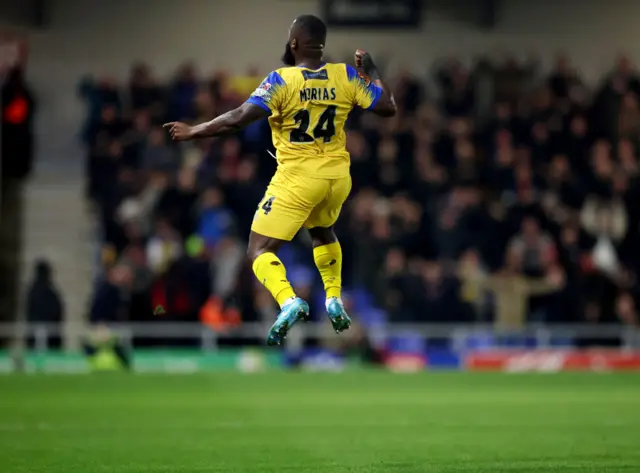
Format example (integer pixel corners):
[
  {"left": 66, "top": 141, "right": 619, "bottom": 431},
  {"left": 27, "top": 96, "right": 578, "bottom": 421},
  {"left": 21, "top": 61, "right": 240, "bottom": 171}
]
[
  {"left": 164, "top": 71, "right": 286, "bottom": 141},
  {"left": 350, "top": 49, "right": 396, "bottom": 117}
]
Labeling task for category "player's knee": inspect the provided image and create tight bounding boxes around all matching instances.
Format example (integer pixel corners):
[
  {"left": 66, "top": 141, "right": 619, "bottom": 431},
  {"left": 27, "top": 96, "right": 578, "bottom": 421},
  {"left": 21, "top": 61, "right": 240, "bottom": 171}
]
[
  {"left": 309, "top": 226, "right": 337, "bottom": 247},
  {"left": 246, "top": 245, "right": 264, "bottom": 263},
  {"left": 246, "top": 236, "right": 281, "bottom": 263}
]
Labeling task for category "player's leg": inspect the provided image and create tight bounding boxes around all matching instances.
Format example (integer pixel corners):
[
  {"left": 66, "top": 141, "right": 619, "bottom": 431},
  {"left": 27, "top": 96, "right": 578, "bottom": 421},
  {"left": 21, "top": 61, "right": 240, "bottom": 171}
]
[
  {"left": 250, "top": 172, "right": 323, "bottom": 345},
  {"left": 247, "top": 230, "right": 310, "bottom": 346},
  {"left": 304, "top": 176, "right": 352, "bottom": 333},
  {"left": 247, "top": 231, "right": 295, "bottom": 307},
  {"left": 308, "top": 226, "right": 350, "bottom": 333}
]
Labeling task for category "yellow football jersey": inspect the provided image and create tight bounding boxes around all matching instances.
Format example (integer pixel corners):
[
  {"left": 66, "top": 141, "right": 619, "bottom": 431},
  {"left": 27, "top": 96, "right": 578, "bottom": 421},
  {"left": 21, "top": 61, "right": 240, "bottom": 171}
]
[{"left": 246, "top": 63, "right": 382, "bottom": 179}]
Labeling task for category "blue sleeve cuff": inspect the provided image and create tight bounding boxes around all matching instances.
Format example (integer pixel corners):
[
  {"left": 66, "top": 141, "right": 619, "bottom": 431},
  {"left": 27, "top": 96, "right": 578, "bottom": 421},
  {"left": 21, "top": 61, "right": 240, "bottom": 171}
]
[
  {"left": 246, "top": 97, "right": 272, "bottom": 115},
  {"left": 366, "top": 85, "right": 383, "bottom": 110}
]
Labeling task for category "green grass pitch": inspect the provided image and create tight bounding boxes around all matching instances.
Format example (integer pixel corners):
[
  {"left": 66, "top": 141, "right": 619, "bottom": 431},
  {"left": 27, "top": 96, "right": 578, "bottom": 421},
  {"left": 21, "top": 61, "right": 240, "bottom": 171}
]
[{"left": 1, "top": 372, "right": 639, "bottom": 472}]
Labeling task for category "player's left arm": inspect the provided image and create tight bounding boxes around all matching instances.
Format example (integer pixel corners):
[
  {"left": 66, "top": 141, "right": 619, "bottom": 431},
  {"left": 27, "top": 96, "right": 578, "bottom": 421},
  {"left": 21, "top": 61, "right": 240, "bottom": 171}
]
[
  {"left": 164, "top": 103, "right": 269, "bottom": 141},
  {"left": 352, "top": 50, "right": 396, "bottom": 117}
]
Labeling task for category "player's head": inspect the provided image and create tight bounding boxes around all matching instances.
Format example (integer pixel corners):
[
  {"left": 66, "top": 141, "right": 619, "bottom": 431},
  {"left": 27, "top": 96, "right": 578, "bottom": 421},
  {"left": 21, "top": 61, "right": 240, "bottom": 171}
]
[{"left": 282, "top": 15, "right": 327, "bottom": 66}]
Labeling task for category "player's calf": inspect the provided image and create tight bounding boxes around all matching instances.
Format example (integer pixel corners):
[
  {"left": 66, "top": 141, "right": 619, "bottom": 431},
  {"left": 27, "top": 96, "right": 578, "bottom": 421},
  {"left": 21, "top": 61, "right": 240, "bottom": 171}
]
[
  {"left": 248, "top": 231, "right": 311, "bottom": 345},
  {"left": 309, "top": 227, "right": 351, "bottom": 334}
]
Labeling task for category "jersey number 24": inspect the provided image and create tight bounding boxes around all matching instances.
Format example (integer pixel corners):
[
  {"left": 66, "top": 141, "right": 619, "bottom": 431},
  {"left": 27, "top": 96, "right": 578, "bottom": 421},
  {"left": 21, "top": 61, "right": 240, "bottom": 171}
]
[{"left": 290, "top": 105, "right": 337, "bottom": 143}]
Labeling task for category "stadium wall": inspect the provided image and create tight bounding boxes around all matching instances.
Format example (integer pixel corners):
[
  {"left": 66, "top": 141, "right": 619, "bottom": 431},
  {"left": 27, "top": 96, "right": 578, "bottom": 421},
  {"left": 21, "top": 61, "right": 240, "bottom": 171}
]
[
  {"left": 25, "top": 0, "right": 640, "bottom": 79},
  {"left": 0, "top": 2, "right": 31, "bottom": 29},
  {"left": 15, "top": 0, "right": 640, "bottom": 162}
]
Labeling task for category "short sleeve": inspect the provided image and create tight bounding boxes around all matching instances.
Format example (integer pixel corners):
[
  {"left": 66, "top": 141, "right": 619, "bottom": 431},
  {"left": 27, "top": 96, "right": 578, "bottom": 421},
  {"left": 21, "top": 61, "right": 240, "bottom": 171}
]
[
  {"left": 346, "top": 65, "right": 382, "bottom": 110},
  {"left": 245, "top": 71, "right": 286, "bottom": 115}
]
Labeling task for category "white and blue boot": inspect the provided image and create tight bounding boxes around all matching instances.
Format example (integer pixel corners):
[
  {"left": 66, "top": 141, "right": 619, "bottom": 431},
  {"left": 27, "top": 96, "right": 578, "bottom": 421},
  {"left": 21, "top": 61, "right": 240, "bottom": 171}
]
[
  {"left": 267, "top": 297, "right": 310, "bottom": 346},
  {"left": 326, "top": 297, "right": 351, "bottom": 333}
]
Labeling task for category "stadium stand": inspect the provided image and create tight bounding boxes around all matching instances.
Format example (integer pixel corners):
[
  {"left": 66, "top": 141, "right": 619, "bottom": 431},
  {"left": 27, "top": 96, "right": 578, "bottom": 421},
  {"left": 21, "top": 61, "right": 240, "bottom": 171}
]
[{"left": 77, "top": 54, "right": 640, "bottom": 343}]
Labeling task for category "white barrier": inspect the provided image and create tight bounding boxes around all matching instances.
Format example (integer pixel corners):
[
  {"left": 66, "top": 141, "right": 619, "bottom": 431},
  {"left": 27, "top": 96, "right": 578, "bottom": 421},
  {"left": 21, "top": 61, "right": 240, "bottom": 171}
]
[{"left": 1, "top": 322, "right": 638, "bottom": 352}]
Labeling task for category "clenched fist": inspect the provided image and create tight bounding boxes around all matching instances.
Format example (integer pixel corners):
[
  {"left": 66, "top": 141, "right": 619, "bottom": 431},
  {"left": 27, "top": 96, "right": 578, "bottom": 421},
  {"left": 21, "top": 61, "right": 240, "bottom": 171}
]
[{"left": 354, "top": 49, "right": 379, "bottom": 81}]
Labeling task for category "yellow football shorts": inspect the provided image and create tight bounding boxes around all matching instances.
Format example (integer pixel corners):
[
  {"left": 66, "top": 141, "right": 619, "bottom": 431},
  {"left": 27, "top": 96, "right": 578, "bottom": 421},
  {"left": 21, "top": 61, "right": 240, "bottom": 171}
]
[{"left": 251, "top": 170, "right": 352, "bottom": 241}]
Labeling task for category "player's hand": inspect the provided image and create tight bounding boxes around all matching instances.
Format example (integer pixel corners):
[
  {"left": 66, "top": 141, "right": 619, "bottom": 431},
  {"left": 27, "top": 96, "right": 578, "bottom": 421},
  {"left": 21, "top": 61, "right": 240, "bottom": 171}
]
[
  {"left": 163, "top": 121, "right": 194, "bottom": 141},
  {"left": 354, "top": 49, "right": 379, "bottom": 80}
]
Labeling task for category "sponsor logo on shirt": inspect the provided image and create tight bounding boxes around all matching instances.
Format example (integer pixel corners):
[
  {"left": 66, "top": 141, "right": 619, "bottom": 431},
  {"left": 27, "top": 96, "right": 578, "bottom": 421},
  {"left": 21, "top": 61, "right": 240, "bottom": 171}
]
[{"left": 252, "top": 82, "right": 272, "bottom": 98}]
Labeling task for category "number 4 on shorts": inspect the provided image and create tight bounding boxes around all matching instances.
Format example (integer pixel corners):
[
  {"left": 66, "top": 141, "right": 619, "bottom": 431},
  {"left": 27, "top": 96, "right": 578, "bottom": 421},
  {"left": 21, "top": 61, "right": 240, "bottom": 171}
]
[{"left": 261, "top": 196, "right": 275, "bottom": 215}]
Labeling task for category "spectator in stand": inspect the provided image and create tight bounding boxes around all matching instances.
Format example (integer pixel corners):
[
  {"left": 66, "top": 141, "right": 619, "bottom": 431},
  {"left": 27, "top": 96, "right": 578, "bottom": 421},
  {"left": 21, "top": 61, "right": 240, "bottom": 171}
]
[
  {"left": 156, "top": 167, "right": 198, "bottom": 239},
  {"left": 375, "top": 247, "right": 410, "bottom": 321},
  {"left": 90, "top": 265, "right": 133, "bottom": 323},
  {"left": 419, "top": 261, "right": 465, "bottom": 323},
  {"left": 141, "top": 126, "right": 179, "bottom": 173},
  {"left": 346, "top": 131, "right": 376, "bottom": 194},
  {"left": 507, "top": 216, "right": 556, "bottom": 276},
  {"left": 617, "top": 138, "right": 639, "bottom": 177},
  {"left": 156, "top": 238, "right": 210, "bottom": 323},
  {"left": 436, "top": 59, "right": 475, "bottom": 118},
  {"left": 604, "top": 55, "right": 640, "bottom": 101},
  {"left": 375, "top": 137, "right": 407, "bottom": 197},
  {"left": 460, "top": 247, "right": 564, "bottom": 328},
  {"left": 146, "top": 218, "right": 182, "bottom": 275},
  {"left": 79, "top": 76, "right": 121, "bottom": 145},
  {"left": 394, "top": 68, "right": 423, "bottom": 115},
  {"left": 618, "top": 91, "right": 640, "bottom": 138},
  {"left": 492, "top": 54, "right": 538, "bottom": 106},
  {"left": 458, "top": 249, "right": 490, "bottom": 322},
  {"left": 548, "top": 53, "right": 583, "bottom": 103},
  {"left": 115, "top": 171, "right": 169, "bottom": 242},
  {"left": 169, "top": 62, "right": 199, "bottom": 121},
  {"left": 615, "top": 292, "right": 639, "bottom": 327},
  {"left": 26, "top": 260, "right": 64, "bottom": 336},
  {"left": 197, "top": 186, "right": 235, "bottom": 250},
  {"left": 123, "top": 110, "right": 152, "bottom": 167},
  {"left": 226, "top": 158, "right": 265, "bottom": 235},
  {"left": 128, "top": 62, "right": 165, "bottom": 117}
]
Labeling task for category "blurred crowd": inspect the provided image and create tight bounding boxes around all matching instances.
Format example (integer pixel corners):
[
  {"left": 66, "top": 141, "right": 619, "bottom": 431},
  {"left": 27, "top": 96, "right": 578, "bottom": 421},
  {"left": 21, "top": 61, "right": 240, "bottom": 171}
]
[{"left": 72, "top": 53, "right": 640, "bottom": 336}]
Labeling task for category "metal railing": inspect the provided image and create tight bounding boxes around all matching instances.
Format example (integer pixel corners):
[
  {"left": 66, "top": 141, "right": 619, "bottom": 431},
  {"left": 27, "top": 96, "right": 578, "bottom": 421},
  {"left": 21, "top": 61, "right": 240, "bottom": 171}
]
[{"left": 1, "top": 322, "right": 639, "bottom": 352}]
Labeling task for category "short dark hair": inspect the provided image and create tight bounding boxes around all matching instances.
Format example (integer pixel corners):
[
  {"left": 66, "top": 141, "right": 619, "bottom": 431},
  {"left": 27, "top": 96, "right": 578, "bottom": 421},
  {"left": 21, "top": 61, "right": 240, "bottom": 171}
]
[{"left": 294, "top": 15, "right": 327, "bottom": 43}]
